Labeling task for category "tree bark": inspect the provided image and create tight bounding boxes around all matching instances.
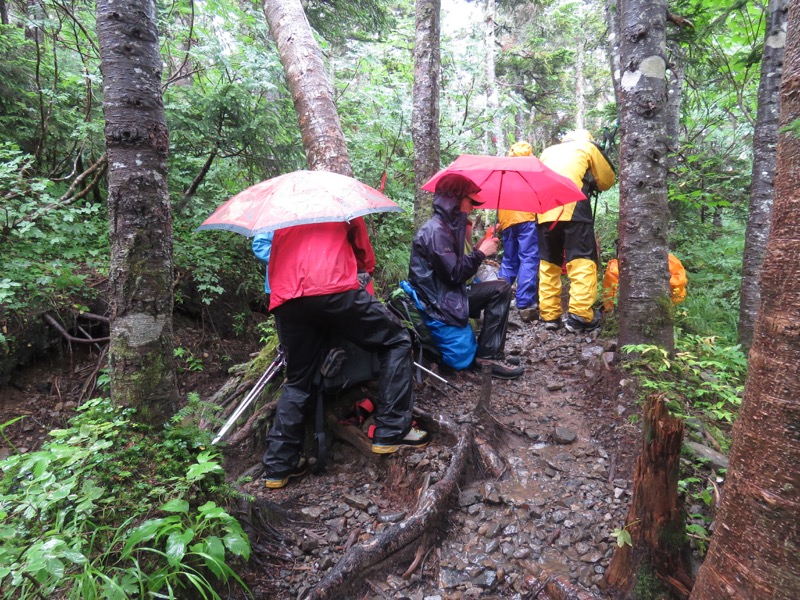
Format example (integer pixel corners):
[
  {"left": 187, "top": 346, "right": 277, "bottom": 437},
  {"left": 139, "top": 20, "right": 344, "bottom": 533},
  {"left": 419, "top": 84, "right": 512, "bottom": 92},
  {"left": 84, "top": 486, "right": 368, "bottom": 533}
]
[
  {"left": 484, "top": 0, "right": 502, "bottom": 155},
  {"left": 738, "top": 0, "right": 788, "bottom": 351},
  {"left": 411, "top": 0, "right": 441, "bottom": 230},
  {"left": 616, "top": 0, "right": 673, "bottom": 351},
  {"left": 97, "top": 0, "right": 179, "bottom": 424},
  {"left": 690, "top": 4, "right": 800, "bottom": 597},
  {"left": 263, "top": 0, "right": 352, "bottom": 176},
  {"left": 604, "top": 0, "right": 622, "bottom": 104},
  {"left": 606, "top": 395, "right": 693, "bottom": 598}
]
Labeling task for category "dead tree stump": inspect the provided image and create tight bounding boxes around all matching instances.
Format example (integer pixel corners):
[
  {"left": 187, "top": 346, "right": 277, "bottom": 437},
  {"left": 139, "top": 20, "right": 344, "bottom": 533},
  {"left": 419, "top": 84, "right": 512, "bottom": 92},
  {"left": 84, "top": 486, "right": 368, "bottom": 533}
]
[{"left": 605, "top": 394, "right": 694, "bottom": 598}]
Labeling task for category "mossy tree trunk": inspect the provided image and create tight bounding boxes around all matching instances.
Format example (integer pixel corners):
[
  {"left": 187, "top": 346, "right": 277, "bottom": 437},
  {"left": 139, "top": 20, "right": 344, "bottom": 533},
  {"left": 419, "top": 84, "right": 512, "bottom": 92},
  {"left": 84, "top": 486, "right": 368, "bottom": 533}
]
[{"left": 97, "top": 0, "right": 179, "bottom": 424}]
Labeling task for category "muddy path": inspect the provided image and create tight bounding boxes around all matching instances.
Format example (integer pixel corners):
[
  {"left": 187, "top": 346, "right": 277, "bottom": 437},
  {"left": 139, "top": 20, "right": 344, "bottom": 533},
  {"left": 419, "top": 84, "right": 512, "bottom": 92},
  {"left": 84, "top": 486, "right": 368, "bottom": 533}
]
[
  {"left": 0, "top": 308, "right": 642, "bottom": 599},
  {"left": 238, "top": 313, "right": 641, "bottom": 599}
]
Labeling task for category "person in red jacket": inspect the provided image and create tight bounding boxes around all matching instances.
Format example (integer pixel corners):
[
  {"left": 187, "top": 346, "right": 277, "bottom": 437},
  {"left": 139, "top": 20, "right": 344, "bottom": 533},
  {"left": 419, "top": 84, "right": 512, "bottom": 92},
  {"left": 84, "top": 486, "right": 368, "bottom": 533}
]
[{"left": 262, "top": 218, "right": 429, "bottom": 489}]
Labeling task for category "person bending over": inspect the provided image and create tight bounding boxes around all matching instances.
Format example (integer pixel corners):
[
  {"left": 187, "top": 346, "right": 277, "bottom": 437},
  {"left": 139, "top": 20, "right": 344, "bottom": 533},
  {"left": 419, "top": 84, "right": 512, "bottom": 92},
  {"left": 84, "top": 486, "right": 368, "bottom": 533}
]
[{"left": 262, "top": 218, "right": 428, "bottom": 490}]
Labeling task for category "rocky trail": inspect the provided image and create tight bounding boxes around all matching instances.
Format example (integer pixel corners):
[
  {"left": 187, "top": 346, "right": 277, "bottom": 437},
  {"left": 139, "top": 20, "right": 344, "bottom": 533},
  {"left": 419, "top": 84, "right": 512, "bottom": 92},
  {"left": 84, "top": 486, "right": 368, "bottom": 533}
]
[
  {"left": 236, "top": 313, "right": 642, "bottom": 600},
  {"left": 0, "top": 307, "right": 644, "bottom": 600}
]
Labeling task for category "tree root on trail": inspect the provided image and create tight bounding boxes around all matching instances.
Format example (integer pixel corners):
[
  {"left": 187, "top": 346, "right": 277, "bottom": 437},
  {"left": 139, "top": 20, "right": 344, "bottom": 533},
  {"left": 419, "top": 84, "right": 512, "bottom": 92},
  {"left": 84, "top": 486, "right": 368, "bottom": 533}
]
[
  {"left": 305, "top": 425, "right": 473, "bottom": 600},
  {"left": 226, "top": 399, "right": 277, "bottom": 446}
]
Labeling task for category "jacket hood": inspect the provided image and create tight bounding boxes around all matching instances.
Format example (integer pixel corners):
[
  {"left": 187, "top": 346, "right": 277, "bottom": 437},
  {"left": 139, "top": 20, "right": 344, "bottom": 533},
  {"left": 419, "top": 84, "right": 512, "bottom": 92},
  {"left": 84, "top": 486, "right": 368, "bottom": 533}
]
[{"left": 432, "top": 191, "right": 465, "bottom": 224}]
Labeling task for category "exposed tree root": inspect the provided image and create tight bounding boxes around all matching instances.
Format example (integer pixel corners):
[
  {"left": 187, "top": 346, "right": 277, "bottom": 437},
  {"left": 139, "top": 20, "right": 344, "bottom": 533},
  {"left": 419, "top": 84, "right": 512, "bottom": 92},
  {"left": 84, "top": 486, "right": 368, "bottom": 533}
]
[
  {"left": 523, "top": 572, "right": 603, "bottom": 599},
  {"left": 305, "top": 425, "right": 472, "bottom": 600}
]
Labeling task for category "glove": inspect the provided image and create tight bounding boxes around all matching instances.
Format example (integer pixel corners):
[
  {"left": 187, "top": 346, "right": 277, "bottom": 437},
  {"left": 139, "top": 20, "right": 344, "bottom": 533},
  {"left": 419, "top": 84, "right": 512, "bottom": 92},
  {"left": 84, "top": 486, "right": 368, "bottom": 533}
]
[{"left": 357, "top": 271, "right": 372, "bottom": 290}]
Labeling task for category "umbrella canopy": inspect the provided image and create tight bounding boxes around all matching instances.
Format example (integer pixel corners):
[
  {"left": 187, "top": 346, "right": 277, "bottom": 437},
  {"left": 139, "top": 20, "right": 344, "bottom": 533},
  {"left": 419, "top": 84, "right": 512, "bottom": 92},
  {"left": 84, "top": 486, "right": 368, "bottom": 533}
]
[
  {"left": 422, "top": 154, "right": 586, "bottom": 214},
  {"left": 197, "top": 170, "right": 404, "bottom": 236}
]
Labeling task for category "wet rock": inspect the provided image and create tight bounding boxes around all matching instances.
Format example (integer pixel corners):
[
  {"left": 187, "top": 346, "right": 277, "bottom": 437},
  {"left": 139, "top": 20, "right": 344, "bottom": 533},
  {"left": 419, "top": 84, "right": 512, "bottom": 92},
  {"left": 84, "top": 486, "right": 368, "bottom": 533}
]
[
  {"left": 439, "top": 568, "right": 469, "bottom": 589},
  {"left": 344, "top": 494, "right": 370, "bottom": 510},
  {"left": 553, "top": 426, "right": 577, "bottom": 444},
  {"left": 472, "top": 569, "right": 497, "bottom": 588},
  {"left": 301, "top": 506, "right": 324, "bottom": 519}
]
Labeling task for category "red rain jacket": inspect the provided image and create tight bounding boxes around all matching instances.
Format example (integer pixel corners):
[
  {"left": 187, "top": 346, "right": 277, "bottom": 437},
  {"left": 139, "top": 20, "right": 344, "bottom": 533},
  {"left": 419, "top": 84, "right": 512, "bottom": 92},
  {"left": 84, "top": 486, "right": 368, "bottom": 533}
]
[{"left": 268, "top": 218, "right": 376, "bottom": 310}]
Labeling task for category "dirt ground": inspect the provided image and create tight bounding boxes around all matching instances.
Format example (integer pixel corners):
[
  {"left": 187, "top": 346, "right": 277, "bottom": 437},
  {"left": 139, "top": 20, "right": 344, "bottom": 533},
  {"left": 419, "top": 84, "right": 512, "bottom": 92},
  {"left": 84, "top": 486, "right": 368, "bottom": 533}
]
[{"left": 0, "top": 308, "right": 643, "bottom": 600}]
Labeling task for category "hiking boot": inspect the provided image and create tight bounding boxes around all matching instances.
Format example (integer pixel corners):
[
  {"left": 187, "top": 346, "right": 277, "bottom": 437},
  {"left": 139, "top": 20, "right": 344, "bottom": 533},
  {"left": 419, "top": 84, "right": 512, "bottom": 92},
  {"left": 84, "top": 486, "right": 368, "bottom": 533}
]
[
  {"left": 469, "top": 358, "right": 525, "bottom": 380},
  {"left": 372, "top": 426, "right": 431, "bottom": 454},
  {"left": 564, "top": 310, "right": 602, "bottom": 333},
  {"left": 542, "top": 317, "right": 562, "bottom": 331},
  {"left": 518, "top": 306, "right": 539, "bottom": 322},
  {"left": 263, "top": 457, "right": 308, "bottom": 490}
]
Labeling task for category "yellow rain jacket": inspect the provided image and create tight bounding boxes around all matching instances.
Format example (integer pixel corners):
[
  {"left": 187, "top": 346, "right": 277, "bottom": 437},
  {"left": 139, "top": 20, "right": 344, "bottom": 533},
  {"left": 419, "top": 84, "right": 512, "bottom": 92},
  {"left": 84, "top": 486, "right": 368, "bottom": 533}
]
[
  {"left": 538, "top": 133, "right": 616, "bottom": 224},
  {"left": 498, "top": 141, "right": 537, "bottom": 231},
  {"left": 602, "top": 254, "right": 687, "bottom": 312}
]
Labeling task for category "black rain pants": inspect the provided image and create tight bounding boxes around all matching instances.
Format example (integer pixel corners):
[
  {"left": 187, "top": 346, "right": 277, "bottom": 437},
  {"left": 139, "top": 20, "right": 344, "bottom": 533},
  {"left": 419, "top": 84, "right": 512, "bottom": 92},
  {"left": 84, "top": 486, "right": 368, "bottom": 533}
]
[
  {"left": 468, "top": 279, "right": 512, "bottom": 360},
  {"left": 262, "top": 288, "right": 414, "bottom": 475}
]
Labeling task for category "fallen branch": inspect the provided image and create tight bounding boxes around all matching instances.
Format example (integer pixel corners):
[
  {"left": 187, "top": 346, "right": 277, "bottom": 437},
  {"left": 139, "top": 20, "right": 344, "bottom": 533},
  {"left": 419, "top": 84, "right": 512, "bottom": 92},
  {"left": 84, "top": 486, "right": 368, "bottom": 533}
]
[
  {"left": 43, "top": 313, "right": 110, "bottom": 344},
  {"left": 306, "top": 426, "right": 473, "bottom": 600}
]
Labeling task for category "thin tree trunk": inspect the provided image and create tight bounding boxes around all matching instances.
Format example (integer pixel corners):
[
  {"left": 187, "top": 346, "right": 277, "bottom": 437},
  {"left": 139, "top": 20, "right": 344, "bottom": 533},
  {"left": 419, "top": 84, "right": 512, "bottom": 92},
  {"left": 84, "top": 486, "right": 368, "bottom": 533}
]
[
  {"left": 738, "top": 0, "right": 788, "bottom": 350},
  {"left": 575, "top": 39, "right": 586, "bottom": 130},
  {"left": 97, "top": 0, "right": 179, "bottom": 424},
  {"left": 263, "top": 0, "right": 352, "bottom": 176},
  {"left": 616, "top": 0, "right": 673, "bottom": 351},
  {"left": 690, "top": 4, "right": 800, "bottom": 597},
  {"left": 484, "top": 0, "right": 502, "bottom": 155},
  {"left": 0, "top": 0, "right": 8, "bottom": 26},
  {"left": 604, "top": 0, "right": 622, "bottom": 104},
  {"left": 412, "top": 0, "right": 441, "bottom": 230}
]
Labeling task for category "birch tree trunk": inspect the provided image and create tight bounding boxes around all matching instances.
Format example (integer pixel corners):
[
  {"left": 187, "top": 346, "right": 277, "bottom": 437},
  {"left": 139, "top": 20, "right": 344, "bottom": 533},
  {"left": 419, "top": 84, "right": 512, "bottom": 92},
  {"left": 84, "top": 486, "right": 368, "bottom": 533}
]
[
  {"left": 263, "top": 0, "right": 352, "bottom": 176},
  {"left": 690, "top": 3, "right": 800, "bottom": 596},
  {"left": 412, "top": 0, "right": 440, "bottom": 230},
  {"left": 738, "top": 0, "right": 788, "bottom": 350},
  {"left": 616, "top": 0, "right": 673, "bottom": 351},
  {"left": 97, "top": 0, "right": 179, "bottom": 424}
]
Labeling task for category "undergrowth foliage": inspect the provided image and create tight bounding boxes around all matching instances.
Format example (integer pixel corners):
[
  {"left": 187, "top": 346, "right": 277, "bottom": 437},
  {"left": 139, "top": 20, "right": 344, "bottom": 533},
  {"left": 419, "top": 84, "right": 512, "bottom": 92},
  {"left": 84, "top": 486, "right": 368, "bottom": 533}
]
[{"left": 0, "top": 397, "right": 251, "bottom": 599}]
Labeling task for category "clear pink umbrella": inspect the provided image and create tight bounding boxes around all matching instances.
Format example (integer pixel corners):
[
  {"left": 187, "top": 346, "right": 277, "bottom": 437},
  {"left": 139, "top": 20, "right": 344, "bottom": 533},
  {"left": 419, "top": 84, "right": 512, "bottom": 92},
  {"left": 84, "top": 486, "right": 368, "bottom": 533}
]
[{"left": 197, "top": 170, "right": 403, "bottom": 236}]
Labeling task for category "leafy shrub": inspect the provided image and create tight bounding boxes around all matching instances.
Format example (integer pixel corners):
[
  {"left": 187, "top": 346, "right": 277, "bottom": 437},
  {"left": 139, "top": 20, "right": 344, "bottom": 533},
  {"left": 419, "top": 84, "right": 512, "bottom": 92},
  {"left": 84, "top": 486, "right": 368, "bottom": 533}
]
[{"left": 0, "top": 397, "right": 251, "bottom": 599}]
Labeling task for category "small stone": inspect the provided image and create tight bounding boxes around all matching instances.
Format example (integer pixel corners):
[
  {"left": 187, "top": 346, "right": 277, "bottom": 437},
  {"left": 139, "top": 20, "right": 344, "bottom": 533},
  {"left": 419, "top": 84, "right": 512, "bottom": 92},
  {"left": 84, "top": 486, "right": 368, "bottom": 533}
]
[{"left": 553, "top": 426, "right": 577, "bottom": 444}]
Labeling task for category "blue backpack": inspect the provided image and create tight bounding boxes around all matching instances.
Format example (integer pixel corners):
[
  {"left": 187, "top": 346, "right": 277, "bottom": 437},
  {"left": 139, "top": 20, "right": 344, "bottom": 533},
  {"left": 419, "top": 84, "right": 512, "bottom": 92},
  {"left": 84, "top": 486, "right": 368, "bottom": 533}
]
[{"left": 395, "top": 281, "right": 477, "bottom": 371}]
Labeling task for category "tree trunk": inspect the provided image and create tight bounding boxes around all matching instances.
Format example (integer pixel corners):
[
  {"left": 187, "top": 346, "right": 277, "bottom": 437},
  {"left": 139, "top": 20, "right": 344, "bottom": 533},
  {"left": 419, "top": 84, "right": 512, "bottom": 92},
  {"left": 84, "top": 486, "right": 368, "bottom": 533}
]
[
  {"left": 484, "top": 0, "right": 502, "bottom": 156},
  {"left": 604, "top": 0, "right": 622, "bottom": 104},
  {"left": 0, "top": 0, "right": 8, "bottom": 26},
  {"left": 575, "top": 39, "right": 586, "bottom": 130},
  {"left": 616, "top": 0, "right": 673, "bottom": 351},
  {"left": 606, "top": 395, "right": 693, "bottom": 598},
  {"left": 665, "top": 43, "right": 684, "bottom": 176},
  {"left": 97, "top": 0, "right": 179, "bottom": 424},
  {"left": 738, "top": 0, "right": 788, "bottom": 351},
  {"left": 263, "top": 0, "right": 352, "bottom": 176},
  {"left": 411, "top": 0, "right": 440, "bottom": 231},
  {"left": 690, "top": 4, "right": 800, "bottom": 597}
]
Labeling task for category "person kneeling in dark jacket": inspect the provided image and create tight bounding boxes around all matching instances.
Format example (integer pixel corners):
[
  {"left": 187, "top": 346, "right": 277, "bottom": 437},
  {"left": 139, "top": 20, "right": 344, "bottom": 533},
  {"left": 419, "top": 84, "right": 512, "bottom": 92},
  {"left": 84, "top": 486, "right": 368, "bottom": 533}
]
[{"left": 406, "top": 174, "right": 524, "bottom": 380}]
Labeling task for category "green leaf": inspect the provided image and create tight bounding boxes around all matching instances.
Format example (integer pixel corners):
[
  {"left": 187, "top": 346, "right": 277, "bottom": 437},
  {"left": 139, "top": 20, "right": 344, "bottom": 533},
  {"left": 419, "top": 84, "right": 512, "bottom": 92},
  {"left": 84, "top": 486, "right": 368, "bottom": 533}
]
[
  {"left": 165, "top": 528, "right": 195, "bottom": 566},
  {"left": 223, "top": 531, "right": 251, "bottom": 559},
  {"left": 160, "top": 499, "right": 190, "bottom": 513}
]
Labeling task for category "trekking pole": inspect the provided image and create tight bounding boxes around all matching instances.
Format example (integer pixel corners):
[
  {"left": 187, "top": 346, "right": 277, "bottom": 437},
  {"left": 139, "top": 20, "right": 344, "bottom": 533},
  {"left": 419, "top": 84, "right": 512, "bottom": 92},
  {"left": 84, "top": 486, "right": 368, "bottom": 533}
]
[
  {"left": 212, "top": 348, "right": 285, "bottom": 445},
  {"left": 414, "top": 361, "right": 463, "bottom": 392}
]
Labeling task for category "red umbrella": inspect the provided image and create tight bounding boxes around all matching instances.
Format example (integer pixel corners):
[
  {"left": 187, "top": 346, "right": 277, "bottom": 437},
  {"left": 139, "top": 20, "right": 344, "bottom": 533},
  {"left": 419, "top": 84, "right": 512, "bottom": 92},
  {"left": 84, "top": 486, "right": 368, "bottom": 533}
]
[
  {"left": 422, "top": 154, "right": 585, "bottom": 213},
  {"left": 197, "top": 170, "right": 403, "bottom": 236}
]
